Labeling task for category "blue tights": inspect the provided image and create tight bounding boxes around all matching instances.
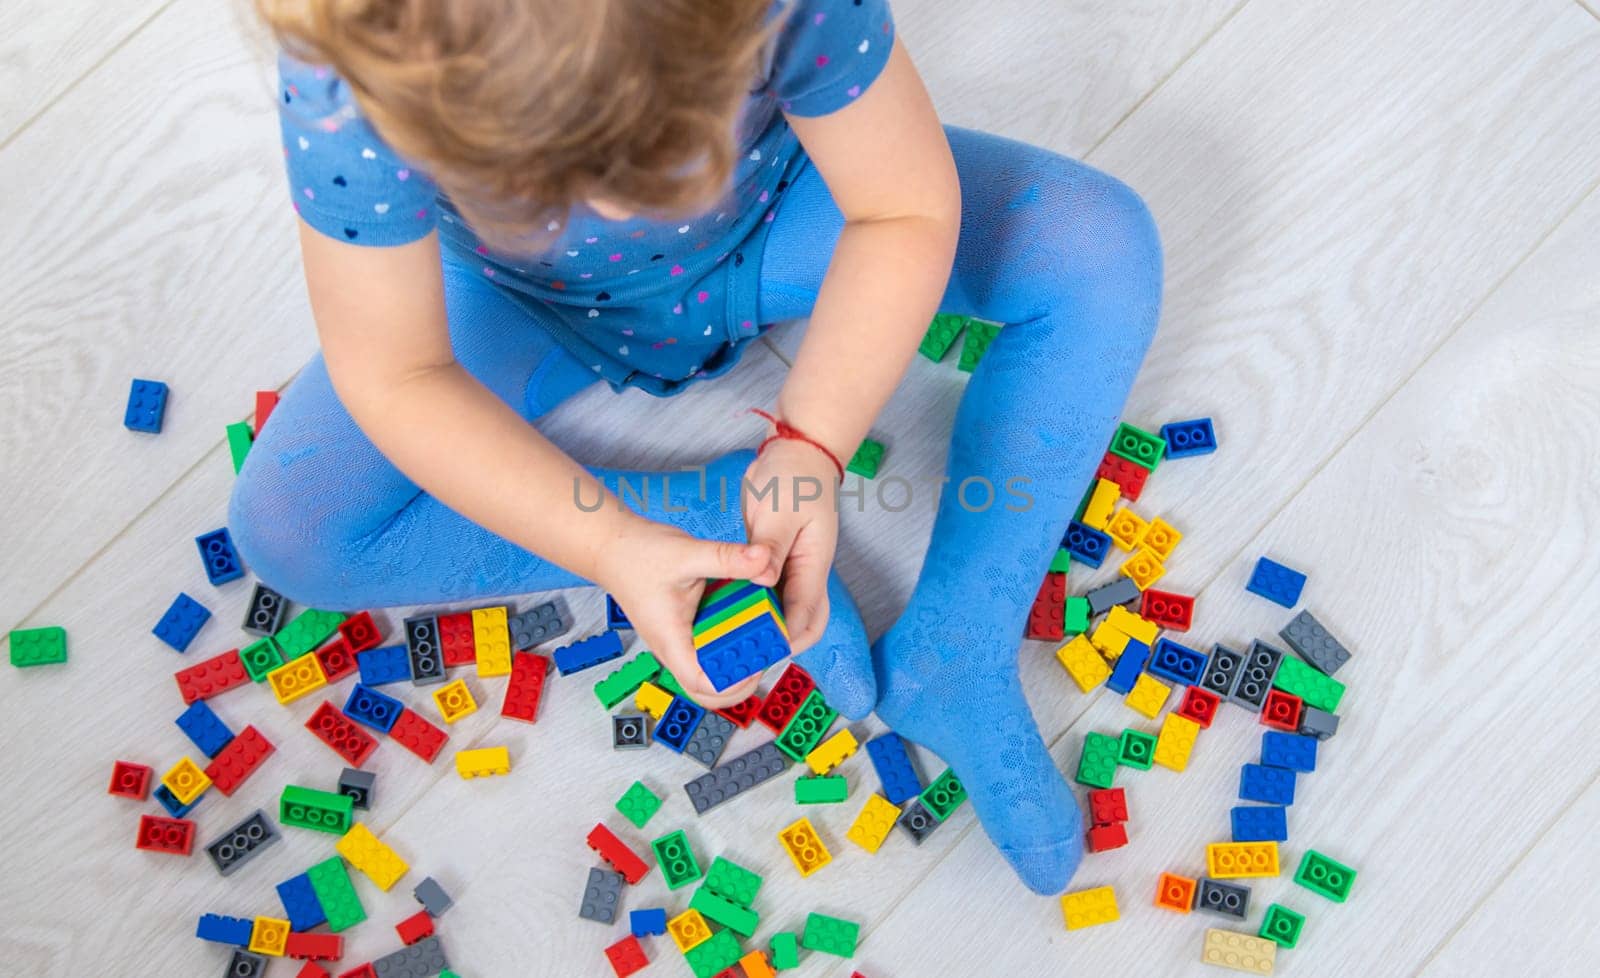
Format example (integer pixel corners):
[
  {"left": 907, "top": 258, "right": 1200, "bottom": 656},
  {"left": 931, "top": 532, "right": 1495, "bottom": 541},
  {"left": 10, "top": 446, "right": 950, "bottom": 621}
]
[{"left": 230, "top": 126, "right": 1161, "bottom": 895}]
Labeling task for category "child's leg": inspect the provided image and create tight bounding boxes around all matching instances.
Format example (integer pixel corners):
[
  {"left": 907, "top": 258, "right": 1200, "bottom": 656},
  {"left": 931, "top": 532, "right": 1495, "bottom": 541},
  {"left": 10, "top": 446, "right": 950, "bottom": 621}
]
[
  {"left": 760, "top": 126, "right": 1163, "bottom": 893},
  {"left": 230, "top": 255, "right": 875, "bottom": 716}
]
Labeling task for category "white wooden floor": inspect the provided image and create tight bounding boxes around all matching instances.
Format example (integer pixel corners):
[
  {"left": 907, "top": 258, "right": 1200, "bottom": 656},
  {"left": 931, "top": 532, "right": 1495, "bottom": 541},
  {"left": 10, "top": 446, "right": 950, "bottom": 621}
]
[{"left": 4, "top": 1, "right": 1600, "bottom": 976}]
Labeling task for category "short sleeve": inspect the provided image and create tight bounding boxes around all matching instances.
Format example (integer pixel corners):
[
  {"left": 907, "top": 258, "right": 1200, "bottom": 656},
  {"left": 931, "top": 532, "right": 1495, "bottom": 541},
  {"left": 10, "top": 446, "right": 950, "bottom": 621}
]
[
  {"left": 766, "top": 0, "right": 896, "bottom": 118},
  {"left": 277, "top": 53, "right": 439, "bottom": 246}
]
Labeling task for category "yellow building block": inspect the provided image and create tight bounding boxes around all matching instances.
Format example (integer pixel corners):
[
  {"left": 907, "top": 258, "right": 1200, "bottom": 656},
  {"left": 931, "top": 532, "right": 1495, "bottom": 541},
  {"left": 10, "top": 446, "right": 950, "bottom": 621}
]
[
  {"left": 806, "top": 728, "right": 859, "bottom": 775},
  {"left": 1060, "top": 885, "right": 1119, "bottom": 930},
  {"left": 336, "top": 822, "right": 408, "bottom": 891},
  {"left": 668, "top": 908, "right": 713, "bottom": 951},
  {"left": 1125, "top": 672, "right": 1172, "bottom": 719},
  {"left": 846, "top": 793, "right": 902, "bottom": 854},
  {"left": 1055, "top": 636, "right": 1111, "bottom": 692},
  {"left": 778, "top": 817, "right": 831, "bottom": 877},
  {"left": 739, "top": 951, "right": 778, "bottom": 978},
  {"left": 1206, "top": 842, "right": 1281, "bottom": 879},
  {"left": 1143, "top": 517, "right": 1183, "bottom": 561},
  {"left": 1081, "top": 478, "right": 1121, "bottom": 531},
  {"left": 248, "top": 917, "right": 289, "bottom": 956},
  {"left": 455, "top": 745, "right": 511, "bottom": 779},
  {"left": 472, "top": 606, "right": 512, "bottom": 678},
  {"left": 267, "top": 652, "right": 328, "bottom": 705},
  {"left": 1090, "top": 620, "right": 1132, "bottom": 660},
  {"left": 1120, "top": 548, "right": 1166, "bottom": 590},
  {"left": 635, "top": 681, "right": 672, "bottom": 719},
  {"left": 1153, "top": 713, "right": 1201, "bottom": 772},
  {"left": 162, "top": 756, "right": 212, "bottom": 805},
  {"left": 1201, "top": 928, "right": 1277, "bottom": 976},
  {"left": 432, "top": 678, "right": 478, "bottom": 724},
  {"left": 1106, "top": 605, "right": 1160, "bottom": 646},
  {"left": 693, "top": 597, "right": 784, "bottom": 649},
  {"left": 1105, "top": 507, "right": 1149, "bottom": 552}
]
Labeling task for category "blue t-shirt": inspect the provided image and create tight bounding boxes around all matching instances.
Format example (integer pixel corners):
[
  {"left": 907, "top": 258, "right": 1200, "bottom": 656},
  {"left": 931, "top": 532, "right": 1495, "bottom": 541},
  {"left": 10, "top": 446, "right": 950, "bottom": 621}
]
[{"left": 278, "top": 0, "right": 895, "bottom": 395}]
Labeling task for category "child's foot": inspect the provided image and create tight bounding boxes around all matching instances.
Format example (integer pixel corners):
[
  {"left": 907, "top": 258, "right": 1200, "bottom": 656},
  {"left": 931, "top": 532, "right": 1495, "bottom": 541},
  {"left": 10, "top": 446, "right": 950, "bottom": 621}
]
[
  {"left": 791, "top": 570, "right": 875, "bottom": 720},
  {"left": 872, "top": 609, "right": 1083, "bottom": 895}
]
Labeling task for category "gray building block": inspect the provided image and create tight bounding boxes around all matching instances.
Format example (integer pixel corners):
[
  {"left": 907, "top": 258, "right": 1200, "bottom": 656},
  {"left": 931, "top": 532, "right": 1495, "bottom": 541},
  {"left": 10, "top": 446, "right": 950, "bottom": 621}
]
[
  {"left": 374, "top": 935, "right": 450, "bottom": 978},
  {"left": 508, "top": 600, "right": 569, "bottom": 650},
  {"left": 612, "top": 713, "right": 651, "bottom": 750},
  {"left": 578, "top": 868, "right": 624, "bottom": 924},
  {"left": 1200, "top": 645, "right": 1244, "bottom": 698},
  {"left": 897, "top": 798, "right": 941, "bottom": 845},
  {"left": 413, "top": 876, "right": 454, "bottom": 917},
  {"left": 1279, "top": 610, "right": 1351, "bottom": 675},
  {"left": 224, "top": 948, "right": 267, "bottom": 978},
  {"left": 240, "top": 583, "right": 287, "bottom": 636},
  {"left": 1085, "top": 578, "right": 1142, "bottom": 617},
  {"left": 683, "top": 712, "right": 735, "bottom": 769},
  {"left": 205, "top": 810, "right": 280, "bottom": 877},
  {"left": 404, "top": 615, "right": 445, "bottom": 686},
  {"left": 337, "top": 767, "right": 375, "bottom": 810},
  {"left": 1298, "top": 705, "right": 1340, "bottom": 740},
  {"left": 684, "top": 741, "right": 792, "bottom": 814},
  {"left": 1229, "top": 640, "right": 1285, "bottom": 711},
  {"left": 1196, "top": 878, "right": 1251, "bottom": 919}
]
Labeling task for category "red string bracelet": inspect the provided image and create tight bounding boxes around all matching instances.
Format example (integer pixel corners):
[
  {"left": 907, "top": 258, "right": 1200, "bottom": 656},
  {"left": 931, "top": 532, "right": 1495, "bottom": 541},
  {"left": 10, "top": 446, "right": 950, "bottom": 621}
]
[{"left": 747, "top": 408, "right": 845, "bottom": 482}]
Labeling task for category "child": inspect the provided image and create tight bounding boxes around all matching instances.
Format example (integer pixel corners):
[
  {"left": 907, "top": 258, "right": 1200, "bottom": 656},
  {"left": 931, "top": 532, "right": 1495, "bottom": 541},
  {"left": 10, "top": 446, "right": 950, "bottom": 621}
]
[{"left": 235, "top": 0, "right": 1161, "bottom": 896}]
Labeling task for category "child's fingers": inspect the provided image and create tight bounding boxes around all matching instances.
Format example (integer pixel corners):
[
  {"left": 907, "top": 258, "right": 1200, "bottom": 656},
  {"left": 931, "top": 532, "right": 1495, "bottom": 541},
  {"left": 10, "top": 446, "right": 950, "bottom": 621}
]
[
  {"left": 779, "top": 560, "right": 830, "bottom": 654},
  {"left": 676, "top": 538, "right": 771, "bottom": 583},
  {"left": 745, "top": 521, "right": 795, "bottom": 589}
]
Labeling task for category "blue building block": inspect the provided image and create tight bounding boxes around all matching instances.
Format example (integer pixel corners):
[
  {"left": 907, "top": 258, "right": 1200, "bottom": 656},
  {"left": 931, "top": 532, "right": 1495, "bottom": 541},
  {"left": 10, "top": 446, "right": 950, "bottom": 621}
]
[
  {"left": 1230, "top": 805, "right": 1289, "bottom": 843},
  {"left": 1246, "top": 557, "right": 1307, "bottom": 608},
  {"left": 1105, "top": 638, "right": 1151, "bottom": 695},
  {"left": 1261, "top": 731, "right": 1319, "bottom": 772},
  {"left": 552, "top": 630, "right": 625, "bottom": 676},
  {"left": 1159, "top": 417, "right": 1217, "bottom": 459},
  {"left": 1240, "top": 763, "right": 1297, "bottom": 806},
  {"left": 864, "top": 732, "right": 922, "bottom": 805},
  {"left": 606, "top": 594, "right": 632, "bottom": 631},
  {"left": 357, "top": 645, "right": 411, "bottom": 686},
  {"left": 653, "top": 696, "right": 705, "bottom": 752},
  {"left": 153, "top": 592, "right": 211, "bottom": 653},
  {"left": 124, "top": 378, "right": 169, "bottom": 433},
  {"left": 195, "top": 913, "right": 254, "bottom": 946},
  {"left": 154, "top": 782, "right": 199, "bottom": 818},
  {"left": 1146, "top": 637, "right": 1207, "bottom": 687},
  {"left": 344, "top": 683, "right": 403, "bottom": 734},
  {"left": 194, "top": 528, "right": 245, "bottom": 586},
  {"left": 176, "top": 700, "right": 235, "bottom": 758},
  {"left": 698, "top": 615, "right": 791, "bottom": 692},
  {"left": 1063, "top": 521, "right": 1112, "bottom": 568},
  {"left": 630, "top": 907, "right": 668, "bottom": 937},
  {"left": 276, "top": 872, "right": 328, "bottom": 931}
]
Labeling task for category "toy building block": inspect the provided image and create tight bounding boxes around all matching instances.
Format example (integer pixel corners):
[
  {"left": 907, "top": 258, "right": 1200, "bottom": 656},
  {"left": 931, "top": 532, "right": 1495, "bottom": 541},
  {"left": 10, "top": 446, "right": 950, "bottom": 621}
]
[
  {"left": 193, "top": 528, "right": 247, "bottom": 586},
  {"left": 176, "top": 700, "right": 235, "bottom": 758},
  {"left": 605, "top": 934, "right": 649, "bottom": 978},
  {"left": 919, "top": 312, "right": 968, "bottom": 361},
  {"left": 775, "top": 689, "right": 838, "bottom": 762},
  {"left": 1231, "top": 805, "right": 1289, "bottom": 843},
  {"left": 124, "top": 378, "right": 169, "bottom": 432},
  {"left": 344, "top": 683, "right": 403, "bottom": 733},
  {"left": 154, "top": 593, "right": 211, "bottom": 652},
  {"left": 684, "top": 930, "right": 743, "bottom": 978},
  {"left": 307, "top": 701, "right": 379, "bottom": 767},
  {"left": 243, "top": 583, "right": 288, "bottom": 636},
  {"left": 1246, "top": 558, "right": 1306, "bottom": 608},
  {"left": 1120, "top": 547, "right": 1166, "bottom": 590},
  {"left": 1124, "top": 672, "right": 1171, "bottom": 719},
  {"left": 227, "top": 949, "right": 269, "bottom": 978},
  {"left": 1298, "top": 705, "right": 1340, "bottom": 741},
  {"left": 698, "top": 615, "right": 790, "bottom": 693},
  {"left": 307, "top": 856, "right": 367, "bottom": 931},
  {"left": 281, "top": 785, "right": 354, "bottom": 834},
  {"left": 689, "top": 887, "right": 759, "bottom": 936},
  {"left": 337, "top": 964, "right": 376, "bottom": 978},
  {"left": 402, "top": 615, "right": 445, "bottom": 686},
  {"left": 292, "top": 956, "right": 334, "bottom": 976},
  {"left": 703, "top": 856, "right": 764, "bottom": 908},
  {"left": 579, "top": 867, "right": 626, "bottom": 925},
  {"left": 916, "top": 766, "right": 966, "bottom": 821},
  {"left": 9, "top": 625, "right": 67, "bottom": 667},
  {"left": 1050, "top": 546, "right": 1074, "bottom": 573},
  {"left": 373, "top": 935, "right": 449, "bottom": 978},
  {"left": 1087, "top": 821, "right": 1129, "bottom": 853},
  {"left": 109, "top": 760, "right": 153, "bottom": 800},
  {"left": 1141, "top": 588, "right": 1195, "bottom": 631},
  {"left": 1086, "top": 578, "right": 1142, "bottom": 617},
  {"left": 631, "top": 908, "right": 668, "bottom": 937},
  {"left": 1159, "top": 417, "right": 1217, "bottom": 458},
  {"left": 1196, "top": 878, "right": 1251, "bottom": 919},
  {"left": 604, "top": 593, "right": 633, "bottom": 632},
  {"left": 1294, "top": 849, "right": 1356, "bottom": 901},
  {"left": 795, "top": 775, "right": 848, "bottom": 805},
  {"left": 1058, "top": 596, "right": 1088, "bottom": 638},
  {"left": 1087, "top": 787, "right": 1128, "bottom": 826},
  {"left": 1200, "top": 644, "right": 1244, "bottom": 699},
  {"left": 1118, "top": 729, "right": 1156, "bottom": 770},
  {"left": 1105, "top": 637, "right": 1149, "bottom": 695},
  {"left": 802, "top": 912, "right": 859, "bottom": 957},
  {"left": 655, "top": 695, "right": 706, "bottom": 752},
  {"left": 847, "top": 437, "right": 886, "bottom": 479},
  {"left": 205, "top": 724, "right": 275, "bottom": 795},
  {"left": 275, "top": 608, "right": 347, "bottom": 659},
  {"left": 432, "top": 678, "right": 477, "bottom": 724},
  {"left": 337, "top": 610, "right": 382, "bottom": 654},
  {"left": 270, "top": 653, "right": 330, "bottom": 706},
  {"left": 779, "top": 816, "right": 832, "bottom": 876},
  {"left": 163, "top": 756, "right": 212, "bottom": 805},
  {"left": 338, "top": 823, "right": 408, "bottom": 890},
  {"left": 757, "top": 662, "right": 816, "bottom": 732},
  {"left": 1060, "top": 885, "right": 1119, "bottom": 930},
  {"left": 806, "top": 728, "right": 858, "bottom": 776},
  {"left": 1178, "top": 685, "right": 1222, "bottom": 728},
  {"left": 1259, "top": 904, "right": 1305, "bottom": 949},
  {"left": 436, "top": 612, "right": 475, "bottom": 669},
  {"left": 1279, "top": 609, "right": 1350, "bottom": 675},
  {"left": 206, "top": 810, "right": 281, "bottom": 876},
  {"left": 1026, "top": 571, "right": 1068, "bottom": 641},
  {"left": 864, "top": 733, "right": 922, "bottom": 804},
  {"left": 1108, "top": 421, "right": 1166, "bottom": 471},
  {"left": 1064, "top": 521, "right": 1112, "bottom": 568},
  {"left": 1104, "top": 605, "right": 1158, "bottom": 645},
  {"left": 502, "top": 651, "right": 549, "bottom": 722},
  {"left": 1057, "top": 635, "right": 1112, "bottom": 692},
  {"left": 553, "top": 630, "right": 626, "bottom": 676},
  {"left": 1076, "top": 732, "right": 1120, "bottom": 788},
  {"left": 1090, "top": 620, "right": 1133, "bottom": 661},
  {"left": 684, "top": 741, "right": 792, "bottom": 815},
  {"left": 285, "top": 932, "right": 342, "bottom": 962},
  {"left": 249, "top": 917, "right": 290, "bottom": 956},
  {"left": 1142, "top": 517, "right": 1182, "bottom": 561},
  {"left": 315, "top": 637, "right": 358, "bottom": 683},
  {"left": 1104, "top": 507, "right": 1147, "bottom": 553},
  {"left": 683, "top": 712, "right": 736, "bottom": 769},
  {"left": 153, "top": 783, "right": 198, "bottom": 818},
  {"left": 136, "top": 814, "right": 195, "bottom": 856},
  {"left": 252, "top": 389, "right": 280, "bottom": 432},
  {"left": 472, "top": 605, "right": 514, "bottom": 677},
  {"left": 413, "top": 876, "right": 452, "bottom": 917},
  {"left": 1082, "top": 479, "right": 1121, "bottom": 531},
  {"left": 847, "top": 793, "right": 901, "bottom": 853},
  {"left": 1239, "top": 765, "right": 1297, "bottom": 806},
  {"left": 1148, "top": 638, "right": 1208, "bottom": 687},
  {"left": 652, "top": 829, "right": 703, "bottom": 890},
  {"left": 395, "top": 909, "right": 434, "bottom": 945},
  {"left": 226, "top": 421, "right": 255, "bottom": 473},
  {"left": 634, "top": 681, "right": 672, "bottom": 720},
  {"left": 616, "top": 781, "right": 662, "bottom": 829},
  {"left": 1153, "top": 713, "right": 1202, "bottom": 772},
  {"left": 197, "top": 912, "right": 255, "bottom": 945},
  {"left": 506, "top": 600, "right": 563, "bottom": 650},
  {"left": 957, "top": 319, "right": 1002, "bottom": 371},
  {"left": 1095, "top": 450, "right": 1150, "bottom": 501},
  {"left": 1155, "top": 872, "right": 1197, "bottom": 913},
  {"left": 1207, "top": 842, "right": 1281, "bottom": 879},
  {"left": 1272, "top": 655, "right": 1346, "bottom": 713},
  {"left": 740, "top": 951, "right": 777, "bottom": 978},
  {"left": 277, "top": 872, "right": 328, "bottom": 931},
  {"left": 390, "top": 708, "right": 447, "bottom": 763},
  {"left": 770, "top": 932, "right": 801, "bottom": 970},
  {"left": 595, "top": 651, "right": 662, "bottom": 709},
  {"left": 613, "top": 713, "right": 651, "bottom": 750},
  {"left": 1200, "top": 928, "right": 1276, "bottom": 976},
  {"left": 1260, "top": 688, "right": 1303, "bottom": 732},
  {"left": 715, "top": 691, "right": 764, "bottom": 728},
  {"left": 1231, "top": 640, "right": 1286, "bottom": 711},
  {"left": 587, "top": 823, "right": 649, "bottom": 884},
  {"left": 240, "top": 636, "right": 284, "bottom": 683}
]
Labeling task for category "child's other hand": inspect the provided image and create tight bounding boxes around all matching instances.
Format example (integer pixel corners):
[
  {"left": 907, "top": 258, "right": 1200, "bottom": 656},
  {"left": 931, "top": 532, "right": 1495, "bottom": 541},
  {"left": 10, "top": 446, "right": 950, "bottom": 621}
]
[
  {"left": 742, "top": 439, "right": 840, "bottom": 654},
  {"left": 595, "top": 518, "right": 770, "bottom": 708}
]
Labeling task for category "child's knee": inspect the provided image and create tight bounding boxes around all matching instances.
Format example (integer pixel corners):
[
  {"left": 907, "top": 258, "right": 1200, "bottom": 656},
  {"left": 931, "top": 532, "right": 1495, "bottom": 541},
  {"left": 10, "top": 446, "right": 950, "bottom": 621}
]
[{"left": 228, "top": 459, "right": 347, "bottom": 609}]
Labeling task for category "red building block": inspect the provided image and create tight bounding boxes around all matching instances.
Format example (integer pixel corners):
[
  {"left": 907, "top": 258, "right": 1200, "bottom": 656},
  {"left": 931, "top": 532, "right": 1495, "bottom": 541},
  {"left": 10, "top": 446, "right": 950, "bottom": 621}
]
[
  {"left": 501, "top": 651, "right": 548, "bottom": 723},
  {"left": 136, "top": 815, "right": 195, "bottom": 856},
  {"left": 336, "top": 965, "right": 376, "bottom": 978},
  {"left": 306, "top": 700, "right": 379, "bottom": 766},
  {"left": 390, "top": 708, "right": 447, "bottom": 763},
  {"left": 1140, "top": 589, "right": 1195, "bottom": 631},
  {"left": 316, "top": 637, "right": 358, "bottom": 683},
  {"left": 1176, "top": 686, "right": 1220, "bottom": 729},
  {"left": 108, "top": 760, "right": 152, "bottom": 800},
  {"left": 439, "top": 611, "right": 477, "bottom": 668},
  {"left": 756, "top": 663, "right": 816, "bottom": 733},
  {"left": 605, "top": 935, "right": 648, "bottom": 978},
  {"left": 1025, "top": 571, "right": 1067, "bottom": 641},
  {"left": 715, "top": 692, "right": 764, "bottom": 729},
  {"left": 285, "top": 932, "right": 343, "bottom": 961},
  {"left": 294, "top": 962, "right": 332, "bottom": 978},
  {"left": 394, "top": 909, "right": 434, "bottom": 945},
  {"left": 1261, "top": 688, "right": 1304, "bottom": 732},
  {"left": 586, "top": 823, "right": 649, "bottom": 884},
  {"left": 1087, "top": 787, "right": 1128, "bottom": 826},
  {"left": 338, "top": 612, "right": 383, "bottom": 654},
  {"left": 1094, "top": 450, "right": 1149, "bottom": 501},
  {"left": 204, "top": 724, "right": 275, "bottom": 795},
  {"left": 174, "top": 648, "right": 248, "bottom": 704},
  {"left": 255, "top": 390, "right": 280, "bottom": 433},
  {"left": 1086, "top": 821, "right": 1129, "bottom": 853}
]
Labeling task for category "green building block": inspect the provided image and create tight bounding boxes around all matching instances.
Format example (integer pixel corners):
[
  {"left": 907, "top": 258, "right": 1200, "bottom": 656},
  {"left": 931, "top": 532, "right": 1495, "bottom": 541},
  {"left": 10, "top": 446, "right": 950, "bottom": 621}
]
[
  {"left": 654, "top": 667, "right": 689, "bottom": 699},
  {"left": 1075, "top": 732, "right": 1120, "bottom": 789},
  {"left": 306, "top": 856, "right": 366, "bottom": 932},
  {"left": 240, "top": 636, "right": 283, "bottom": 682},
  {"left": 703, "top": 856, "right": 763, "bottom": 909},
  {"left": 775, "top": 689, "right": 838, "bottom": 762},
  {"left": 274, "top": 608, "right": 346, "bottom": 659},
  {"left": 919, "top": 767, "right": 967, "bottom": 821},
  {"left": 1107, "top": 421, "right": 1166, "bottom": 472},
  {"left": 1294, "top": 849, "right": 1356, "bottom": 902},
  {"left": 1049, "top": 547, "right": 1074, "bottom": 574},
  {"left": 770, "top": 932, "right": 800, "bottom": 970},
  {"left": 919, "top": 313, "right": 969, "bottom": 361},
  {"left": 689, "top": 886, "right": 760, "bottom": 936},
  {"left": 1117, "top": 729, "right": 1156, "bottom": 770},
  {"left": 692, "top": 587, "right": 774, "bottom": 637},
  {"left": 225, "top": 421, "right": 253, "bottom": 474},
  {"left": 1064, "top": 595, "right": 1090, "bottom": 634},
  {"left": 651, "top": 830, "right": 702, "bottom": 890},
  {"left": 956, "top": 320, "right": 1003, "bottom": 372},
  {"left": 594, "top": 651, "right": 662, "bottom": 709},
  {"left": 800, "top": 912, "right": 859, "bottom": 957},
  {"left": 9, "top": 626, "right": 66, "bottom": 668},
  {"left": 795, "top": 775, "right": 849, "bottom": 805},
  {"left": 684, "top": 929, "right": 743, "bottom": 978},
  {"left": 846, "top": 438, "right": 885, "bottom": 479},
  {"left": 279, "top": 785, "right": 354, "bottom": 834},
  {"left": 615, "top": 780, "right": 662, "bottom": 830},
  {"left": 1273, "top": 656, "right": 1347, "bottom": 712},
  {"left": 1259, "top": 903, "right": 1306, "bottom": 949}
]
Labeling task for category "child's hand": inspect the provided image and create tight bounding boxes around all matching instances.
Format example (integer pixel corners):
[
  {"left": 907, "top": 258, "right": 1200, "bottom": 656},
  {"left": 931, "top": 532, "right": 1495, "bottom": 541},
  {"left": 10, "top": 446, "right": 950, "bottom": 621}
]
[
  {"left": 595, "top": 518, "right": 771, "bottom": 708},
  {"left": 742, "top": 439, "right": 841, "bottom": 654}
]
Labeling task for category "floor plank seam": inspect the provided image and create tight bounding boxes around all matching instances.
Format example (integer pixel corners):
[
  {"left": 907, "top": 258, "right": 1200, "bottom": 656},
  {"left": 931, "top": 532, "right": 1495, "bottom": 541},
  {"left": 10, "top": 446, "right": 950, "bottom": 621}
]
[{"left": 1577, "top": 0, "right": 1600, "bottom": 23}]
